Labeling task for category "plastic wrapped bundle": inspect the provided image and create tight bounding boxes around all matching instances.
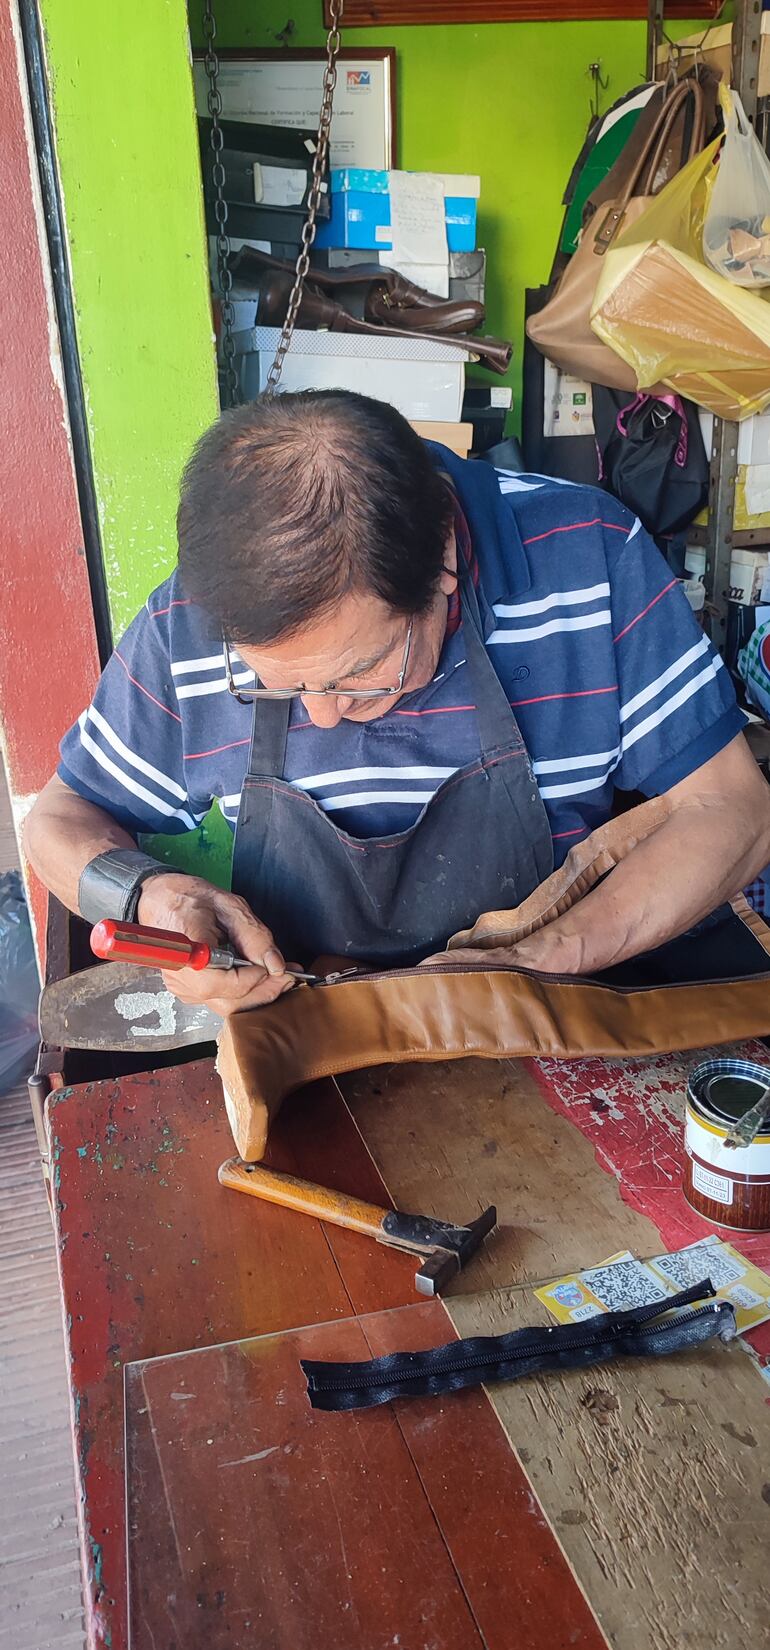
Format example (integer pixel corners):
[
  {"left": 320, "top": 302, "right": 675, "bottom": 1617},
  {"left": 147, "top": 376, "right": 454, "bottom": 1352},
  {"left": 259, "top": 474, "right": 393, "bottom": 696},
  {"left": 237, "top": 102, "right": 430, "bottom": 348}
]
[{"left": 591, "top": 238, "right": 770, "bottom": 421}]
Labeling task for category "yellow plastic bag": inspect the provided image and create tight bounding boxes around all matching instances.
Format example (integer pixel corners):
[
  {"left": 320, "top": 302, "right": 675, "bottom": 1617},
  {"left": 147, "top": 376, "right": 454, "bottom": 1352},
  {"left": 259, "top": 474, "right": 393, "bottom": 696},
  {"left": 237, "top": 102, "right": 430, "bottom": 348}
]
[
  {"left": 613, "top": 134, "right": 721, "bottom": 259},
  {"left": 591, "top": 135, "right": 770, "bottom": 420}
]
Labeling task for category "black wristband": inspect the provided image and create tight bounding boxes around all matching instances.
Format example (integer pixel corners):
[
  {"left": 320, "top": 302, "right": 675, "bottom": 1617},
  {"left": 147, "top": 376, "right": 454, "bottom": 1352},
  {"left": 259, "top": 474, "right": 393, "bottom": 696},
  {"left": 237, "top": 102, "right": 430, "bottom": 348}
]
[{"left": 78, "top": 849, "right": 170, "bottom": 925}]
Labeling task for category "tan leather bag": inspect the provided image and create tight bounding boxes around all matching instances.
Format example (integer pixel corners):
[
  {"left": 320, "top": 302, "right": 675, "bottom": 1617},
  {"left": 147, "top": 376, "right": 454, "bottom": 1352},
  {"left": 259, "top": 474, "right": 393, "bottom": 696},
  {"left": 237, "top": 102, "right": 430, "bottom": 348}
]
[
  {"left": 218, "top": 799, "right": 770, "bottom": 1162},
  {"left": 526, "top": 81, "right": 705, "bottom": 392}
]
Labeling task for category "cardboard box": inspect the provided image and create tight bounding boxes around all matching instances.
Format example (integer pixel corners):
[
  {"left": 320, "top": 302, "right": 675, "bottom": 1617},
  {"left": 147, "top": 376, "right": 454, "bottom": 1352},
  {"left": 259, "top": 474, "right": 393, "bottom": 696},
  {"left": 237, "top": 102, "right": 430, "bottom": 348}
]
[
  {"left": 232, "top": 326, "right": 471, "bottom": 422},
  {"left": 411, "top": 421, "right": 474, "bottom": 457},
  {"left": 314, "top": 169, "right": 480, "bottom": 253}
]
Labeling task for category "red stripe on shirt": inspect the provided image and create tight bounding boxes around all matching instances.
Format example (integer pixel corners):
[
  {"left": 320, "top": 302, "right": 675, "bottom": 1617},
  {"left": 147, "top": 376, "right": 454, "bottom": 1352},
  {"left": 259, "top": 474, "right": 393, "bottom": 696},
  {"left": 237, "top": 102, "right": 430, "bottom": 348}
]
[
  {"left": 510, "top": 685, "right": 618, "bottom": 708},
  {"left": 395, "top": 704, "right": 477, "bottom": 718},
  {"left": 149, "top": 598, "right": 192, "bottom": 619},
  {"left": 522, "top": 518, "right": 629, "bottom": 547},
  {"left": 613, "top": 578, "right": 677, "bottom": 644},
  {"left": 551, "top": 825, "right": 590, "bottom": 841},
  {"left": 186, "top": 736, "right": 251, "bottom": 760},
  {"left": 113, "top": 650, "right": 182, "bottom": 722}
]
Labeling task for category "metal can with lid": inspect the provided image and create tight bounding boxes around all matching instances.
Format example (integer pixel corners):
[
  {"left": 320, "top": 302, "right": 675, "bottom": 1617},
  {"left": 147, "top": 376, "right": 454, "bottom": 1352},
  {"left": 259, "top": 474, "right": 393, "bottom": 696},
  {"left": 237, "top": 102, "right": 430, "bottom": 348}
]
[{"left": 684, "top": 1058, "right": 770, "bottom": 1231}]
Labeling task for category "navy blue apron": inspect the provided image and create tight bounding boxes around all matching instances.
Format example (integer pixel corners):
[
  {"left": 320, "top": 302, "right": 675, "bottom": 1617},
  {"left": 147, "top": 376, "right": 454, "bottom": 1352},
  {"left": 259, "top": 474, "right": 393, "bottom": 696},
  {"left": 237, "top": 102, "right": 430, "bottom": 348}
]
[{"left": 231, "top": 569, "right": 554, "bottom": 968}]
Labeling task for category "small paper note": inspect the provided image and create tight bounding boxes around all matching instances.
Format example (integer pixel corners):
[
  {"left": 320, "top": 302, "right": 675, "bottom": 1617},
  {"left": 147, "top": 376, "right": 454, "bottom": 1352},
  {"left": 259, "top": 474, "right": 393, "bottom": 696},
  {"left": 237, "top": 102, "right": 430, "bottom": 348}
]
[
  {"left": 388, "top": 171, "right": 448, "bottom": 272},
  {"left": 253, "top": 163, "right": 307, "bottom": 209}
]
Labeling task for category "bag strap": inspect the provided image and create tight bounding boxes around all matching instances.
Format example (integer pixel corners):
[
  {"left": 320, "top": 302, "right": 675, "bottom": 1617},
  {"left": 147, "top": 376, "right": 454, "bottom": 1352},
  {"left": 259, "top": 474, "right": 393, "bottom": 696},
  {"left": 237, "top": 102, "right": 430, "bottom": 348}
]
[
  {"left": 643, "top": 78, "right": 704, "bottom": 192},
  {"left": 593, "top": 81, "right": 704, "bottom": 255}
]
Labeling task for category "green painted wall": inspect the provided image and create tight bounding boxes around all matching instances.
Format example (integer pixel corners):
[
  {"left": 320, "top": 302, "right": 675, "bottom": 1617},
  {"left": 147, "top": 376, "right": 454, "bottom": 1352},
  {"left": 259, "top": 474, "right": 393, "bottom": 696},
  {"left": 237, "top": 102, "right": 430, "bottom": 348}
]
[
  {"left": 40, "top": 0, "right": 219, "bottom": 637},
  {"left": 189, "top": 1, "right": 652, "bottom": 425},
  {"left": 39, "top": 0, "right": 228, "bottom": 881}
]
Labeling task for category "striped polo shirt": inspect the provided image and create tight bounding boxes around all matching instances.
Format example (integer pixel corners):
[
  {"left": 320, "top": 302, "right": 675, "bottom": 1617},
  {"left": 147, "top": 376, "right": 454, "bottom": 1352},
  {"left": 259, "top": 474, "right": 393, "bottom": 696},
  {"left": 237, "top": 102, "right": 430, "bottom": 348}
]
[{"left": 58, "top": 445, "right": 744, "bottom": 868}]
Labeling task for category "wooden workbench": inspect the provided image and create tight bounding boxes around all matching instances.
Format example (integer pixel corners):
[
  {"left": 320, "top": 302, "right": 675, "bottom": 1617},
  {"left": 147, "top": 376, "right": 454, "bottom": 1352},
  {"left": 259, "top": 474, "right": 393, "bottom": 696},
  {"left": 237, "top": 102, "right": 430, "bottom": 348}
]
[{"left": 47, "top": 1044, "right": 770, "bottom": 1650}]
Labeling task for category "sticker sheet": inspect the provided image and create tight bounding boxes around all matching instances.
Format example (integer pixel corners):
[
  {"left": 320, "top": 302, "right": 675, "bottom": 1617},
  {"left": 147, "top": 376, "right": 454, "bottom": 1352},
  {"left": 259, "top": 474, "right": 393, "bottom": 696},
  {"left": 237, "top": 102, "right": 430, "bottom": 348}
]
[{"left": 535, "top": 1234, "right": 770, "bottom": 1335}]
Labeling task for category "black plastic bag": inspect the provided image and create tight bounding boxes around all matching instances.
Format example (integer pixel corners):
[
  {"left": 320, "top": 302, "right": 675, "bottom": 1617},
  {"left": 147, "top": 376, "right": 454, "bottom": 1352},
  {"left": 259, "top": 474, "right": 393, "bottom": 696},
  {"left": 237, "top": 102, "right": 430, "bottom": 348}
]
[
  {"left": 0, "top": 871, "right": 39, "bottom": 1096},
  {"left": 593, "top": 387, "right": 709, "bottom": 539}
]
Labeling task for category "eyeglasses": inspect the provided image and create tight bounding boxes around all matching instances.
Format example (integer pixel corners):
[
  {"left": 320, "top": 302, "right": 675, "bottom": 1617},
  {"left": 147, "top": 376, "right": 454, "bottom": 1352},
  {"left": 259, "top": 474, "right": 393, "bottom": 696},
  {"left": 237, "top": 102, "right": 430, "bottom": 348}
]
[{"left": 223, "top": 618, "right": 414, "bottom": 705}]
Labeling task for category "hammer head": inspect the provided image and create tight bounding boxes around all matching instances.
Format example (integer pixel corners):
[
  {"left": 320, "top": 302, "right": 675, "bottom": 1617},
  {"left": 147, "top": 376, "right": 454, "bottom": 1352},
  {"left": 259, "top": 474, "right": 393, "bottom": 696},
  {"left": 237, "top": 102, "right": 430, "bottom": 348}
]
[{"left": 382, "top": 1205, "right": 497, "bottom": 1296}]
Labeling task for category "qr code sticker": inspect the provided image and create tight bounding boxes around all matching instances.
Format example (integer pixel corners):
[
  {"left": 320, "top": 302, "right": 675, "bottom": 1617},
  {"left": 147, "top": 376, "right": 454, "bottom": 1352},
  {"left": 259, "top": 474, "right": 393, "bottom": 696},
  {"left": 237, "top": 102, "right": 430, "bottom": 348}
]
[
  {"left": 570, "top": 1303, "right": 604, "bottom": 1322},
  {"left": 580, "top": 1262, "right": 668, "bottom": 1311},
  {"left": 652, "top": 1245, "right": 744, "bottom": 1291},
  {"left": 727, "top": 1285, "right": 763, "bottom": 1310}
]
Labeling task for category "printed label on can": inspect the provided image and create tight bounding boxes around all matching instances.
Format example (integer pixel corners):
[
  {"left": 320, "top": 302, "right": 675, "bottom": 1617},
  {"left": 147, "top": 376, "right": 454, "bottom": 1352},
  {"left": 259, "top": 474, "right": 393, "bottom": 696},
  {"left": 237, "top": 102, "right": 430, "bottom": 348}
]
[{"left": 692, "top": 1160, "right": 733, "bottom": 1206}]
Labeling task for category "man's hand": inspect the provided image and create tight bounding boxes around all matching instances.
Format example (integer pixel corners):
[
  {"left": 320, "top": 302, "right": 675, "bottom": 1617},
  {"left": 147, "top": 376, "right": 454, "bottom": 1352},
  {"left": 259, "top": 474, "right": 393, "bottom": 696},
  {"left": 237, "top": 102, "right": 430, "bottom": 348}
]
[
  {"left": 137, "top": 873, "right": 296, "bottom": 1016},
  {"left": 423, "top": 735, "right": 770, "bottom": 979}
]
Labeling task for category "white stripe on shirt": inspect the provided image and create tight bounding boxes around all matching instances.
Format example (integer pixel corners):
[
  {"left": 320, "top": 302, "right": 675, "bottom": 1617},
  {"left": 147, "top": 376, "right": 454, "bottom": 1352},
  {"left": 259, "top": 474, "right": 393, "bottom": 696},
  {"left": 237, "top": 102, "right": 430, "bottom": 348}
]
[
  {"left": 317, "top": 790, "right": 435, "bottom": 811},
  {"left": 620, "top": 636, "right": 710, "bottom": 725},
  {"left": 621, "top": 657, "right": 724, "bottom": 756},
  {"left": 496, "top": 475, "right": 544, "bottom": 493},
  {"left": 494, "top": 582, "right": 610, "bottom": 620},
  {"left": 85, "top": 705, "right": 188, "bottom": 801},
  {"left": 532, "top": 747, "right": 620, "bottom": 776},
  {"left": 488, "top": 610, "right": 611, "bottom": 646},
  {"left": 171, "top": 653, "right": 227, "bottom": 676},
  {"left": 176, "top": 669, "right": 255, "bottom": 699},
  {"left": 537, "top": 768, "right": 616, "bottom": 801},
  {"left": 294, "top": 764, "right": 457, "bottom": 790},
  {"left": 77, "top": 717, "right": 202, "bottom": 828}
]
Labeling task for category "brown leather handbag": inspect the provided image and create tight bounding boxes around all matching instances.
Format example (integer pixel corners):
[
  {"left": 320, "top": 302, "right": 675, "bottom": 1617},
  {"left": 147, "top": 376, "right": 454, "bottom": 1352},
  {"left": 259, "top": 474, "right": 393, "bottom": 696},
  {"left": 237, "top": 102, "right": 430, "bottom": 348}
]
[
  {"left": 526, "top": 80, "right": 705, "bottom": 391},
  {"left": 218, "top": 799, "right": 770, "bottom": 1162}
]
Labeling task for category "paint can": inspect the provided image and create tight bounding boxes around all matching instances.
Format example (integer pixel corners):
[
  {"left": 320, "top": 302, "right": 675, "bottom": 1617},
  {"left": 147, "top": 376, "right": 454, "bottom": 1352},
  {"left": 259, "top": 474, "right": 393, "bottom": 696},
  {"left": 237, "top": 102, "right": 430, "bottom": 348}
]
[{"left": 684, "top": 1059, "right": 770, "bottom": 1232}]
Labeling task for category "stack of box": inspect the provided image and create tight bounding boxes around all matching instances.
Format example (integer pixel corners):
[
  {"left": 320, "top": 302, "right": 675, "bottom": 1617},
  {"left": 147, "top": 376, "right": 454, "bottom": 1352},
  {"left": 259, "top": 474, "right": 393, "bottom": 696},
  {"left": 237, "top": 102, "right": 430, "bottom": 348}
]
[{"left": 231, "top": 168, "right": 511, "bottom": 454}]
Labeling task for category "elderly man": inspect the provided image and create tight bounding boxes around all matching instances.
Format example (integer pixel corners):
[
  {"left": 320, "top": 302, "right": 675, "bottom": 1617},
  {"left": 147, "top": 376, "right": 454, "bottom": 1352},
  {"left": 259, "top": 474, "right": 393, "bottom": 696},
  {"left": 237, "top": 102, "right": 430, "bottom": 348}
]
[{"left": 25, "top": 390, "right": 770, "bottom": 1018}]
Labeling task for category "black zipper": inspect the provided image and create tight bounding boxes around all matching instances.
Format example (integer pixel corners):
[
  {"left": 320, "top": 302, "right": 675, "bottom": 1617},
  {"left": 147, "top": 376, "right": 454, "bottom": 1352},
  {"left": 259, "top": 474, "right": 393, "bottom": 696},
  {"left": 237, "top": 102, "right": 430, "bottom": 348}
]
[{"left": 305, "top": 1285, "right": 723, "bottom": 1394}]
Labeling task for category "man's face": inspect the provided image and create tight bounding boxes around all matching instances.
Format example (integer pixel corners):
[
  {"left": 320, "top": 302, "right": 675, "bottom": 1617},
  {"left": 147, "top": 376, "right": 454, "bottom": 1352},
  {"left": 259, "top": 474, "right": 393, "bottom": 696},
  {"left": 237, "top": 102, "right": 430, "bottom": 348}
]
[{"left": 238, "top": 546, "right": 458, "bottom": 730}]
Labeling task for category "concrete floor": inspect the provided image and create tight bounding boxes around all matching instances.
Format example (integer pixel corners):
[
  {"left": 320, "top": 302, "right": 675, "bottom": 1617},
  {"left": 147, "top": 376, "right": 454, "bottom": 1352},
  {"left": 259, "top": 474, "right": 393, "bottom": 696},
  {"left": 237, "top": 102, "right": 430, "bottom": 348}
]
[{"left": 0, "top": 766, "right": 85, "bottom": 1649}]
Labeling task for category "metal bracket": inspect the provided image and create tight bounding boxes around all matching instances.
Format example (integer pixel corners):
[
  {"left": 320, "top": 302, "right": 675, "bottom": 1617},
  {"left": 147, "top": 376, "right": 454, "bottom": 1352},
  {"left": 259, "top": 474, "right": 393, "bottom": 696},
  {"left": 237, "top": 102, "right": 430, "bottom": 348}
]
[
  {"left": 646, "top": 0, "right": 665, "bottom": 83},
  {"left": 704, "top": 420, "right": 739, "bottom": 652},
  {"left": 733, "top": 0, "right": 764, "bottom": 127},
  {"left": 703, "top": 3, "right": 766, "bottom": 644}
]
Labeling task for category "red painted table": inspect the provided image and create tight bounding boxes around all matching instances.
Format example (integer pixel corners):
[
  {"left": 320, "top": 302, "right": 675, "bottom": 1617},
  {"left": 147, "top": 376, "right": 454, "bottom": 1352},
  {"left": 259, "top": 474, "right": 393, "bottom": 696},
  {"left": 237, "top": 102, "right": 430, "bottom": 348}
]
[
  {"left": 48, "top": 1063, "right": 607, "bottom": 1650},
  {"left": 47, "top": 1041, "right": 770, "bottom": 1650}
]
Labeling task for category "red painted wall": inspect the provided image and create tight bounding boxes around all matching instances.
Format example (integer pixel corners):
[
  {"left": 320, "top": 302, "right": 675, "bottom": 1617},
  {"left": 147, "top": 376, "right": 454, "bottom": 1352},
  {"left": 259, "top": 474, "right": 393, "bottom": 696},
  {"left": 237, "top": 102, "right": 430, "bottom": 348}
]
[{"left": 0, "top": 0, "right": 100, "bottom": 947}]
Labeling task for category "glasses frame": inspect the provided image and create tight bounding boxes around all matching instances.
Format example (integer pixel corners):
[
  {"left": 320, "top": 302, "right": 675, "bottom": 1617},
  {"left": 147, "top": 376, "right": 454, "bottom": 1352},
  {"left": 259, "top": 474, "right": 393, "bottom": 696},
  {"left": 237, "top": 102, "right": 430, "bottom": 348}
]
[{"left": 223, "top": 618, "right": 414, "bottom": 706}]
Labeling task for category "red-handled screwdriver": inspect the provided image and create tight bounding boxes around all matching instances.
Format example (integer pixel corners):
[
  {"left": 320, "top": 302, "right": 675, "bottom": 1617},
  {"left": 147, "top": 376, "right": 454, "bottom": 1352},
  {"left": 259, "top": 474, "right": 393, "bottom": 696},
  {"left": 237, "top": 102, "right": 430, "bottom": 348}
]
[{"left": 89, "top": 919, "right": 320, "bottom": 981}]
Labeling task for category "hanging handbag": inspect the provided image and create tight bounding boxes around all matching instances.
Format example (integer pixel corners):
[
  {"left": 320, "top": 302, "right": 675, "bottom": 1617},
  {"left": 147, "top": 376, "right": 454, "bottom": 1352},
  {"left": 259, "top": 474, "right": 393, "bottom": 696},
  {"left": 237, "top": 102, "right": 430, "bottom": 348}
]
[
  {"left": 526, "top": 80, "right": 705, "bottom": 392},
  {"left": 593, "top": 386, "right": 709, "bottom": 538}
]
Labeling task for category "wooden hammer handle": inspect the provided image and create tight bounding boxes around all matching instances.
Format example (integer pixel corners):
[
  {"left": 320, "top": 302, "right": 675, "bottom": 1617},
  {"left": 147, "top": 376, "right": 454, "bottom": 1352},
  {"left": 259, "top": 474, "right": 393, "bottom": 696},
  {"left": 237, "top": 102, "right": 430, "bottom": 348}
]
[{"left": 218, "top": 1158, "right": 389, "bottom": 1238}]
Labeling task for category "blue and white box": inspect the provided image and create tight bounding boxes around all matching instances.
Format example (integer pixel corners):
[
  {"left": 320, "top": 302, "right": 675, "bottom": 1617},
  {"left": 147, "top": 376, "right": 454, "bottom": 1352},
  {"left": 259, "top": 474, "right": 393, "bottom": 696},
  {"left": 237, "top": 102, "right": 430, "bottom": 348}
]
[{"left": 314, "top": 169, "right": 480, "bottom": 253}]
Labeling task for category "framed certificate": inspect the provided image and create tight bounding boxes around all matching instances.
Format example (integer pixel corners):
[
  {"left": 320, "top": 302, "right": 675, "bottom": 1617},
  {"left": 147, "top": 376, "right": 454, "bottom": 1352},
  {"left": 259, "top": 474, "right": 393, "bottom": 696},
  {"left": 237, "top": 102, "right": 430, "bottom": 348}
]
[{"left": 192, "top": 48, "right": 396, "bottom": 171}]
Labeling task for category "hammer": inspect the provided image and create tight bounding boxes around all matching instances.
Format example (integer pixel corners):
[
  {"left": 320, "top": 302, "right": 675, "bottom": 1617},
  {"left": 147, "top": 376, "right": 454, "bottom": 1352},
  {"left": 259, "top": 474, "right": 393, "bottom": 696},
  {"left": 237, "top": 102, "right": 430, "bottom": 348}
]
[{"left": 218, "top": 1158, "right": 496, "bottom": 1295}]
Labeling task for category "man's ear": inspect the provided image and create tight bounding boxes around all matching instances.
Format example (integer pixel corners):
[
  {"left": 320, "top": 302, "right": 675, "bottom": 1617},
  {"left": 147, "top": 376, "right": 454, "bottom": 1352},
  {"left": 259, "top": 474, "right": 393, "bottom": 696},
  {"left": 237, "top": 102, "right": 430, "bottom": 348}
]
[{"left": 439, "top": 565, "right": 459, "bottom": 595}]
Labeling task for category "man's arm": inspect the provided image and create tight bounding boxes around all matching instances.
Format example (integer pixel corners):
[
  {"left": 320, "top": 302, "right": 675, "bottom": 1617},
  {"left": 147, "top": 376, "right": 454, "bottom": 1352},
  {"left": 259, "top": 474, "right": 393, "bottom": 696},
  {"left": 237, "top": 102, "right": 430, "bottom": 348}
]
[
  {"left": 450, "top": 735, "right": 770, "bottom": 975},
  {"left": 25, "top": 774, "right": 137, "bottom": 910},
  {"left": 24, "top": 776, "right": 294, "bottom": 1013}
]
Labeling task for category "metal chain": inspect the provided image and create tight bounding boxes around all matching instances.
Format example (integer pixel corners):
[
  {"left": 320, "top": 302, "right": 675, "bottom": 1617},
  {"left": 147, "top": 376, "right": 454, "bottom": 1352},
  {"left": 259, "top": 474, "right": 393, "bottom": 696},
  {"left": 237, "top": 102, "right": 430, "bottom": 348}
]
[
  {"left": 266, "top": 0, "right": 344, "bottom": 391},
  {"left": 202, "top": 0, "right": 240, "bottom": 407}
]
